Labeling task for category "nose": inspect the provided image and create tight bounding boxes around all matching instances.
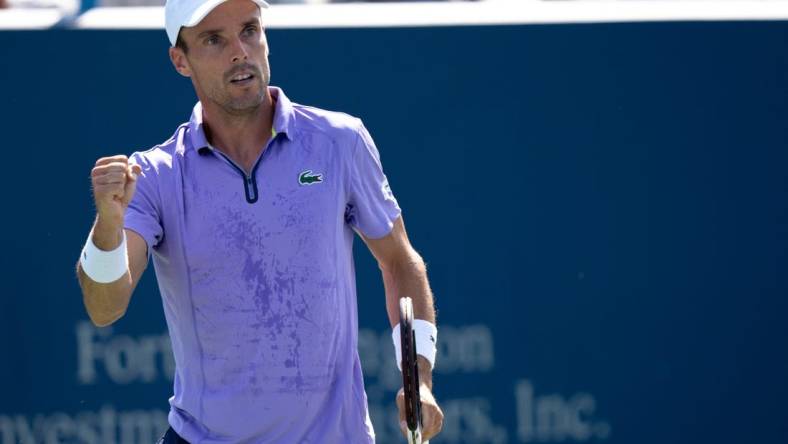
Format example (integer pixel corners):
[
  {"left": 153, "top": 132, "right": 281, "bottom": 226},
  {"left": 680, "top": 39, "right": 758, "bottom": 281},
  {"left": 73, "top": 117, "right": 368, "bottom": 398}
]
[{"left": 229, "top": 37, "right": 248, "bottom": 64}]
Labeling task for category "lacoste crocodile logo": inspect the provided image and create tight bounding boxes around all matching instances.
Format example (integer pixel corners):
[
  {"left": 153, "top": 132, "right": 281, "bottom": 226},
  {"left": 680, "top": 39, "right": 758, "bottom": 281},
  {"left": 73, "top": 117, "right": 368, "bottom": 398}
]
[{"left": 299, "top": 170, "right": 323, "bottom": 185}]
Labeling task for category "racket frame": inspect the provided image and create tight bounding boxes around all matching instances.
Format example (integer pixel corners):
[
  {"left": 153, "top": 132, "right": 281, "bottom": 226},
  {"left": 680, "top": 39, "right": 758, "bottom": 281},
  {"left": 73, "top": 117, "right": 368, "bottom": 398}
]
[{"left": 399, "top": 297, "right": 425, "bottom": 444}]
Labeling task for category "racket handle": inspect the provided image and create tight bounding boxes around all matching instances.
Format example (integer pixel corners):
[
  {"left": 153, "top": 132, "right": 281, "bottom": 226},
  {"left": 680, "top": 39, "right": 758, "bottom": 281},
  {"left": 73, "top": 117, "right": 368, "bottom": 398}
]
[{"left": 407, "top": 429, "right": 428, "bottom": 444}]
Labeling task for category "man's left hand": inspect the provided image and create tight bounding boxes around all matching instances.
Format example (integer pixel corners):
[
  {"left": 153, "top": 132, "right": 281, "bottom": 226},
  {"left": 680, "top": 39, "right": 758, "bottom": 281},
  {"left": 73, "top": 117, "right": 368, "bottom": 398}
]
[{"left": 396, "top": 382, "right": 444, "bottom": 441}]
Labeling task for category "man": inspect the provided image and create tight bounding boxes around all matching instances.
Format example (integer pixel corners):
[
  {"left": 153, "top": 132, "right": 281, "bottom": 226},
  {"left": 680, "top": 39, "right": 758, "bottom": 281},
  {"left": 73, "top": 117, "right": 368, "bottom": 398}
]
[{"left": 75, "top": 0, "right": 443, "bottom": 442}]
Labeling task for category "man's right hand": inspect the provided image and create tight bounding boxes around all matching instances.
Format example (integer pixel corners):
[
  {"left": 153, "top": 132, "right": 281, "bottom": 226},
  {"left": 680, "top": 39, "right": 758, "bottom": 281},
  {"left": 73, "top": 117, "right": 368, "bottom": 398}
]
[
  {"left": 90, "top": 155, "right": 142, "bottom": 250},
  {"left": 79, "top": 154, "right": 149, "bottom": 326}
]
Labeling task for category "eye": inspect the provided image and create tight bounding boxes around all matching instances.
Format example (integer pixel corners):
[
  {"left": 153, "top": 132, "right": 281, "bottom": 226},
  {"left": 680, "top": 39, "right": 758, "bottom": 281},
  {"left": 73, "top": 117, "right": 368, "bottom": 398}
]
[
  {"left": 205, "top": 35, "right": 220, "bottom": 46},
  {"left": 242, "top": 25, "right": 258, "bottom": 37}
]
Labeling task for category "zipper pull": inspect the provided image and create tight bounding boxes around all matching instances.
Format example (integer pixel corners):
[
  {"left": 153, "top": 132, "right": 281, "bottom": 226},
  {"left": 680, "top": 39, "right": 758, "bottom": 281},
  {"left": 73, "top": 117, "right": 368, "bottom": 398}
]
[{"left": 247, "top": 176, "right": 256, "bottom": 200}]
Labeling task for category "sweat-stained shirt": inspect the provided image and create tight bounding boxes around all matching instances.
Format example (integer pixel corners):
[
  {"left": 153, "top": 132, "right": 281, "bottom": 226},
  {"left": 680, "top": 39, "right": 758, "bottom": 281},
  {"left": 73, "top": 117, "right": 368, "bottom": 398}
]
[{"left": 124, "top": 86, "right": 401, "bottom": 444}]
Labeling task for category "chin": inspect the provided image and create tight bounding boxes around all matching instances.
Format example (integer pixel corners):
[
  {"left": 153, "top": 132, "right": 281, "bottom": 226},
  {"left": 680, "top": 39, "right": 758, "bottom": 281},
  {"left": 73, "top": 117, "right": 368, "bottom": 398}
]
[{"left": 224, "top": 95, "right": 265, "bottom": 115}]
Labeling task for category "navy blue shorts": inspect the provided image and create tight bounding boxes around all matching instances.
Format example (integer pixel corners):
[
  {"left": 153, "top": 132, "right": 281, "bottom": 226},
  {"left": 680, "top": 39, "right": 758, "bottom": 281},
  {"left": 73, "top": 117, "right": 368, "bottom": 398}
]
[{"left": 156, "top": 427, "right": 189, "bottom": 444}]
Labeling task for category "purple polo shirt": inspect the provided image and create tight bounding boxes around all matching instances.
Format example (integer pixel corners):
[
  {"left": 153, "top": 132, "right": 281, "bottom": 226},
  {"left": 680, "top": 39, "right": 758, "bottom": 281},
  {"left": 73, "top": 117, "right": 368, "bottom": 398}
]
[{"left": 125, "top": 87, "right": 400, "bottom": 443}]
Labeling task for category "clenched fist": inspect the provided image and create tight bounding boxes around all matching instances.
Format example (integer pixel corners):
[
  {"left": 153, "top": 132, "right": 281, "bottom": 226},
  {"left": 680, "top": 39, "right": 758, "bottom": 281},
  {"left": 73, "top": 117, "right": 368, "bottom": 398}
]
[{"left": 91, "top": 155, "right": 142, "bottom": 243}]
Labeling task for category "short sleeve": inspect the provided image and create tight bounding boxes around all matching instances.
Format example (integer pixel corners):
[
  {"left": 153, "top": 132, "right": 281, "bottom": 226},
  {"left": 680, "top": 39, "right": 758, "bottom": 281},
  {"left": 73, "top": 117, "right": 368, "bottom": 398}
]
[
  {"left": 124, "top": 152, "right": 164, "bottom": 254},
  {"left": 346, "top": 121, "right": 402, "bottom": 239}
]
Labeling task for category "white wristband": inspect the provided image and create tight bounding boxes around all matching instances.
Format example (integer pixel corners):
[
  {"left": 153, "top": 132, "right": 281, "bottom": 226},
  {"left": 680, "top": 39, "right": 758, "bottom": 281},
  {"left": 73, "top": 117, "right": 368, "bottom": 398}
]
[
  {"left": 80, "top": 230, "right": 129, "bottom": 283},
  {"left": 392, "top": 319, "right": 438, "bottom": 371}
]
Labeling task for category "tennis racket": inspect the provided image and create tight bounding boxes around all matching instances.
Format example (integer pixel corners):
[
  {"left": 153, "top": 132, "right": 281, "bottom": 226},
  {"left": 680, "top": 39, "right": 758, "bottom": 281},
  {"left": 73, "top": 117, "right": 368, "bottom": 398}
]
[{"left": 399, "top": 297, "right": 428, "bottom": 444}]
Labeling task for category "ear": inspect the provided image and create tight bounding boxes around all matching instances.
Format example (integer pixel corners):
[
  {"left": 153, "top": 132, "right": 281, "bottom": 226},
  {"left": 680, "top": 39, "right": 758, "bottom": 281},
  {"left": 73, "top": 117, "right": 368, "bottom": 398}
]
[{"left": 169, "top": 46, "right": 192, "bottom": 78}]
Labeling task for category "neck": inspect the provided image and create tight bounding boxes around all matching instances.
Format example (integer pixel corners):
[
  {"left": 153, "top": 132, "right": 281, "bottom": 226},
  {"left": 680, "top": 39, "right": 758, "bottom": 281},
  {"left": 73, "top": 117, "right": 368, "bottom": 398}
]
[{"left": 201, "top": 88, "right": 275, "bottom": 172}]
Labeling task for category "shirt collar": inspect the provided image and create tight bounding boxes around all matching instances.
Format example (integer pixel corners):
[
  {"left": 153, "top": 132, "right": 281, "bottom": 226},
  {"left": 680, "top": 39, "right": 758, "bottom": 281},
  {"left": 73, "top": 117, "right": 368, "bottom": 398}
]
[{"left": 188, "top": 86, "right": 296, "bottom": 154}]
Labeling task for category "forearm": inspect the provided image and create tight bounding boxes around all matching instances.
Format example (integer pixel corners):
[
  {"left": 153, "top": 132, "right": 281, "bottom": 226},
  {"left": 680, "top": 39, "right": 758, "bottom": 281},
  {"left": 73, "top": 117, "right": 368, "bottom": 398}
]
[
  {"left": 382, "top": 250, "right": 436, "bottom": 388},
  {"left": 382, "top": 250, "right": 435, "bottom": 327},
  {"left": 416, "top": 355, "right": 433, "bottom": 390},
  {"left": 78, "top": 267, "right": 132, "bottom": 326},
  {"left": 76, "top": 218, "right": 133, "bottom": 326}
]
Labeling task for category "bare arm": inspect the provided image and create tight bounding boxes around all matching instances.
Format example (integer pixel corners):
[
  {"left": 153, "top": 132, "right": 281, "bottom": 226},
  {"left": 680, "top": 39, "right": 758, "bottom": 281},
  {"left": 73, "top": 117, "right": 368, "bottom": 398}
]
[
  {"left": 76, "top": 227, "right": 148, "bottom": 326},
  {"left": 360, "top": 215, "right": 443, "bottom": 439},
  {"left": 362, "top": 218, "right": 435, "bottom": 327},
  {"left": 76, "top": 155, "right": 148, "bottom": 327}
]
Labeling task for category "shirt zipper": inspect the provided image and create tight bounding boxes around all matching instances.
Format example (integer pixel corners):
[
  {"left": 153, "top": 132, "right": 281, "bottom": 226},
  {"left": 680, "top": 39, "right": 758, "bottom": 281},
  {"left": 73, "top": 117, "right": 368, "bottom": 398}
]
[{"left": 210, "top": 130, "right": 278, "bottom": 204}]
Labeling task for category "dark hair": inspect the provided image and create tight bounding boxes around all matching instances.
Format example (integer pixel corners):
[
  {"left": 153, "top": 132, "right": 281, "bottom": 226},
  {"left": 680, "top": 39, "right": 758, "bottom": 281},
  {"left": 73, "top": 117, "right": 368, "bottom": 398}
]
[{"left": 175, "top": 33, "right": 189, "bottom": 54}]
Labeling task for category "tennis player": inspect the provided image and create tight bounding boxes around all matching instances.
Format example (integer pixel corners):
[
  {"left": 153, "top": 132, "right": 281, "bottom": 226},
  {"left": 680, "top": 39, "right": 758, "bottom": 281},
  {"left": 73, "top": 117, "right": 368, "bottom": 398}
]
[{"left": 75, "top": 0, "right": 443, "bottom": 442}]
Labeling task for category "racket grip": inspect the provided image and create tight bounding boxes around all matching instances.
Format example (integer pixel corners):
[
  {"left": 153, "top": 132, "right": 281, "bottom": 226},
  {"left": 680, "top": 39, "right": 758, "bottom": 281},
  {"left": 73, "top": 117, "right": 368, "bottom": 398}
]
[{"left": 407, "top": 429, "right": 427, "bottom": 444}]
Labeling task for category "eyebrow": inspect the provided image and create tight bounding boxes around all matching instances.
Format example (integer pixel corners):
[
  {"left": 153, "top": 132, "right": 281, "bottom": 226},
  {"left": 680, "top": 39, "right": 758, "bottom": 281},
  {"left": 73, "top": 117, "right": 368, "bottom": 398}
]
[
  {"left": 196, "top": 20, "right": 259, "bottom": 39},
  {"left": 197, "top": 29, "right": 222, "bottom": 39}
]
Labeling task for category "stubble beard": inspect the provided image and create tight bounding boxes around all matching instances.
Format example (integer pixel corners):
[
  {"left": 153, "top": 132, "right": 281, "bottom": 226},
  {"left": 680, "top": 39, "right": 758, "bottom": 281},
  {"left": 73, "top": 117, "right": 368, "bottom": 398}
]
[
  {"left": 222, "top": 89, "right": 264, "bottom": 116},
  {"left": 206, "top": 62, "right": 271, "bottom": 117},
  {"left": 215, "top": 76, "right": 266, "bottom": 117}
]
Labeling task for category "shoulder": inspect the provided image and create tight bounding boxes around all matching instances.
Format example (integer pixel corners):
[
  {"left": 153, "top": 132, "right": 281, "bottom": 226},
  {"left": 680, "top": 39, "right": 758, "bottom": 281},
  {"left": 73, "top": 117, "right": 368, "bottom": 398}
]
[
  {"left": 291, "top": 103, "right": 365, "bottom": 146},
  {"left": 129, "top": 123, "right": 187, "bottom": 175}
]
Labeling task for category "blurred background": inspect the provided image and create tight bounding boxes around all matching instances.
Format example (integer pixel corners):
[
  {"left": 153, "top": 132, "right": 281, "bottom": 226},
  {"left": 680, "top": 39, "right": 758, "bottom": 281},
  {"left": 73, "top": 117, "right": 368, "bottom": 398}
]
[{"left": 1, "top": 1, "right": 788, "bottom": 444}]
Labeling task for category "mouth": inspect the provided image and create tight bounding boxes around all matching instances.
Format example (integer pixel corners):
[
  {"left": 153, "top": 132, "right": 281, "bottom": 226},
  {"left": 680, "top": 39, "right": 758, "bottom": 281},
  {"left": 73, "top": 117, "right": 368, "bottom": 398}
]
[{"left": 229, "top": 72, "right": 255, "bottom": 86}]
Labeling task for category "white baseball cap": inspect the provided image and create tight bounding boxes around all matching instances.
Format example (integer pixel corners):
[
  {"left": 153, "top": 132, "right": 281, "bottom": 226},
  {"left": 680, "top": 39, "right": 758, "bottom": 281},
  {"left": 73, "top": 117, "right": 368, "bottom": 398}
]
[{"left": 165, "top": 0, "right": 270, "bottom": 46}]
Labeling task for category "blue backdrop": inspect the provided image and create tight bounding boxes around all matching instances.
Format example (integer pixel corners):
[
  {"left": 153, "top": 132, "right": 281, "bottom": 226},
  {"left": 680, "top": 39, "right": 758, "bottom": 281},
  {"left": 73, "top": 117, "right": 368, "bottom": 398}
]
[{"left": 1, "top": 21, "right": 787, "bottom": 444}]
